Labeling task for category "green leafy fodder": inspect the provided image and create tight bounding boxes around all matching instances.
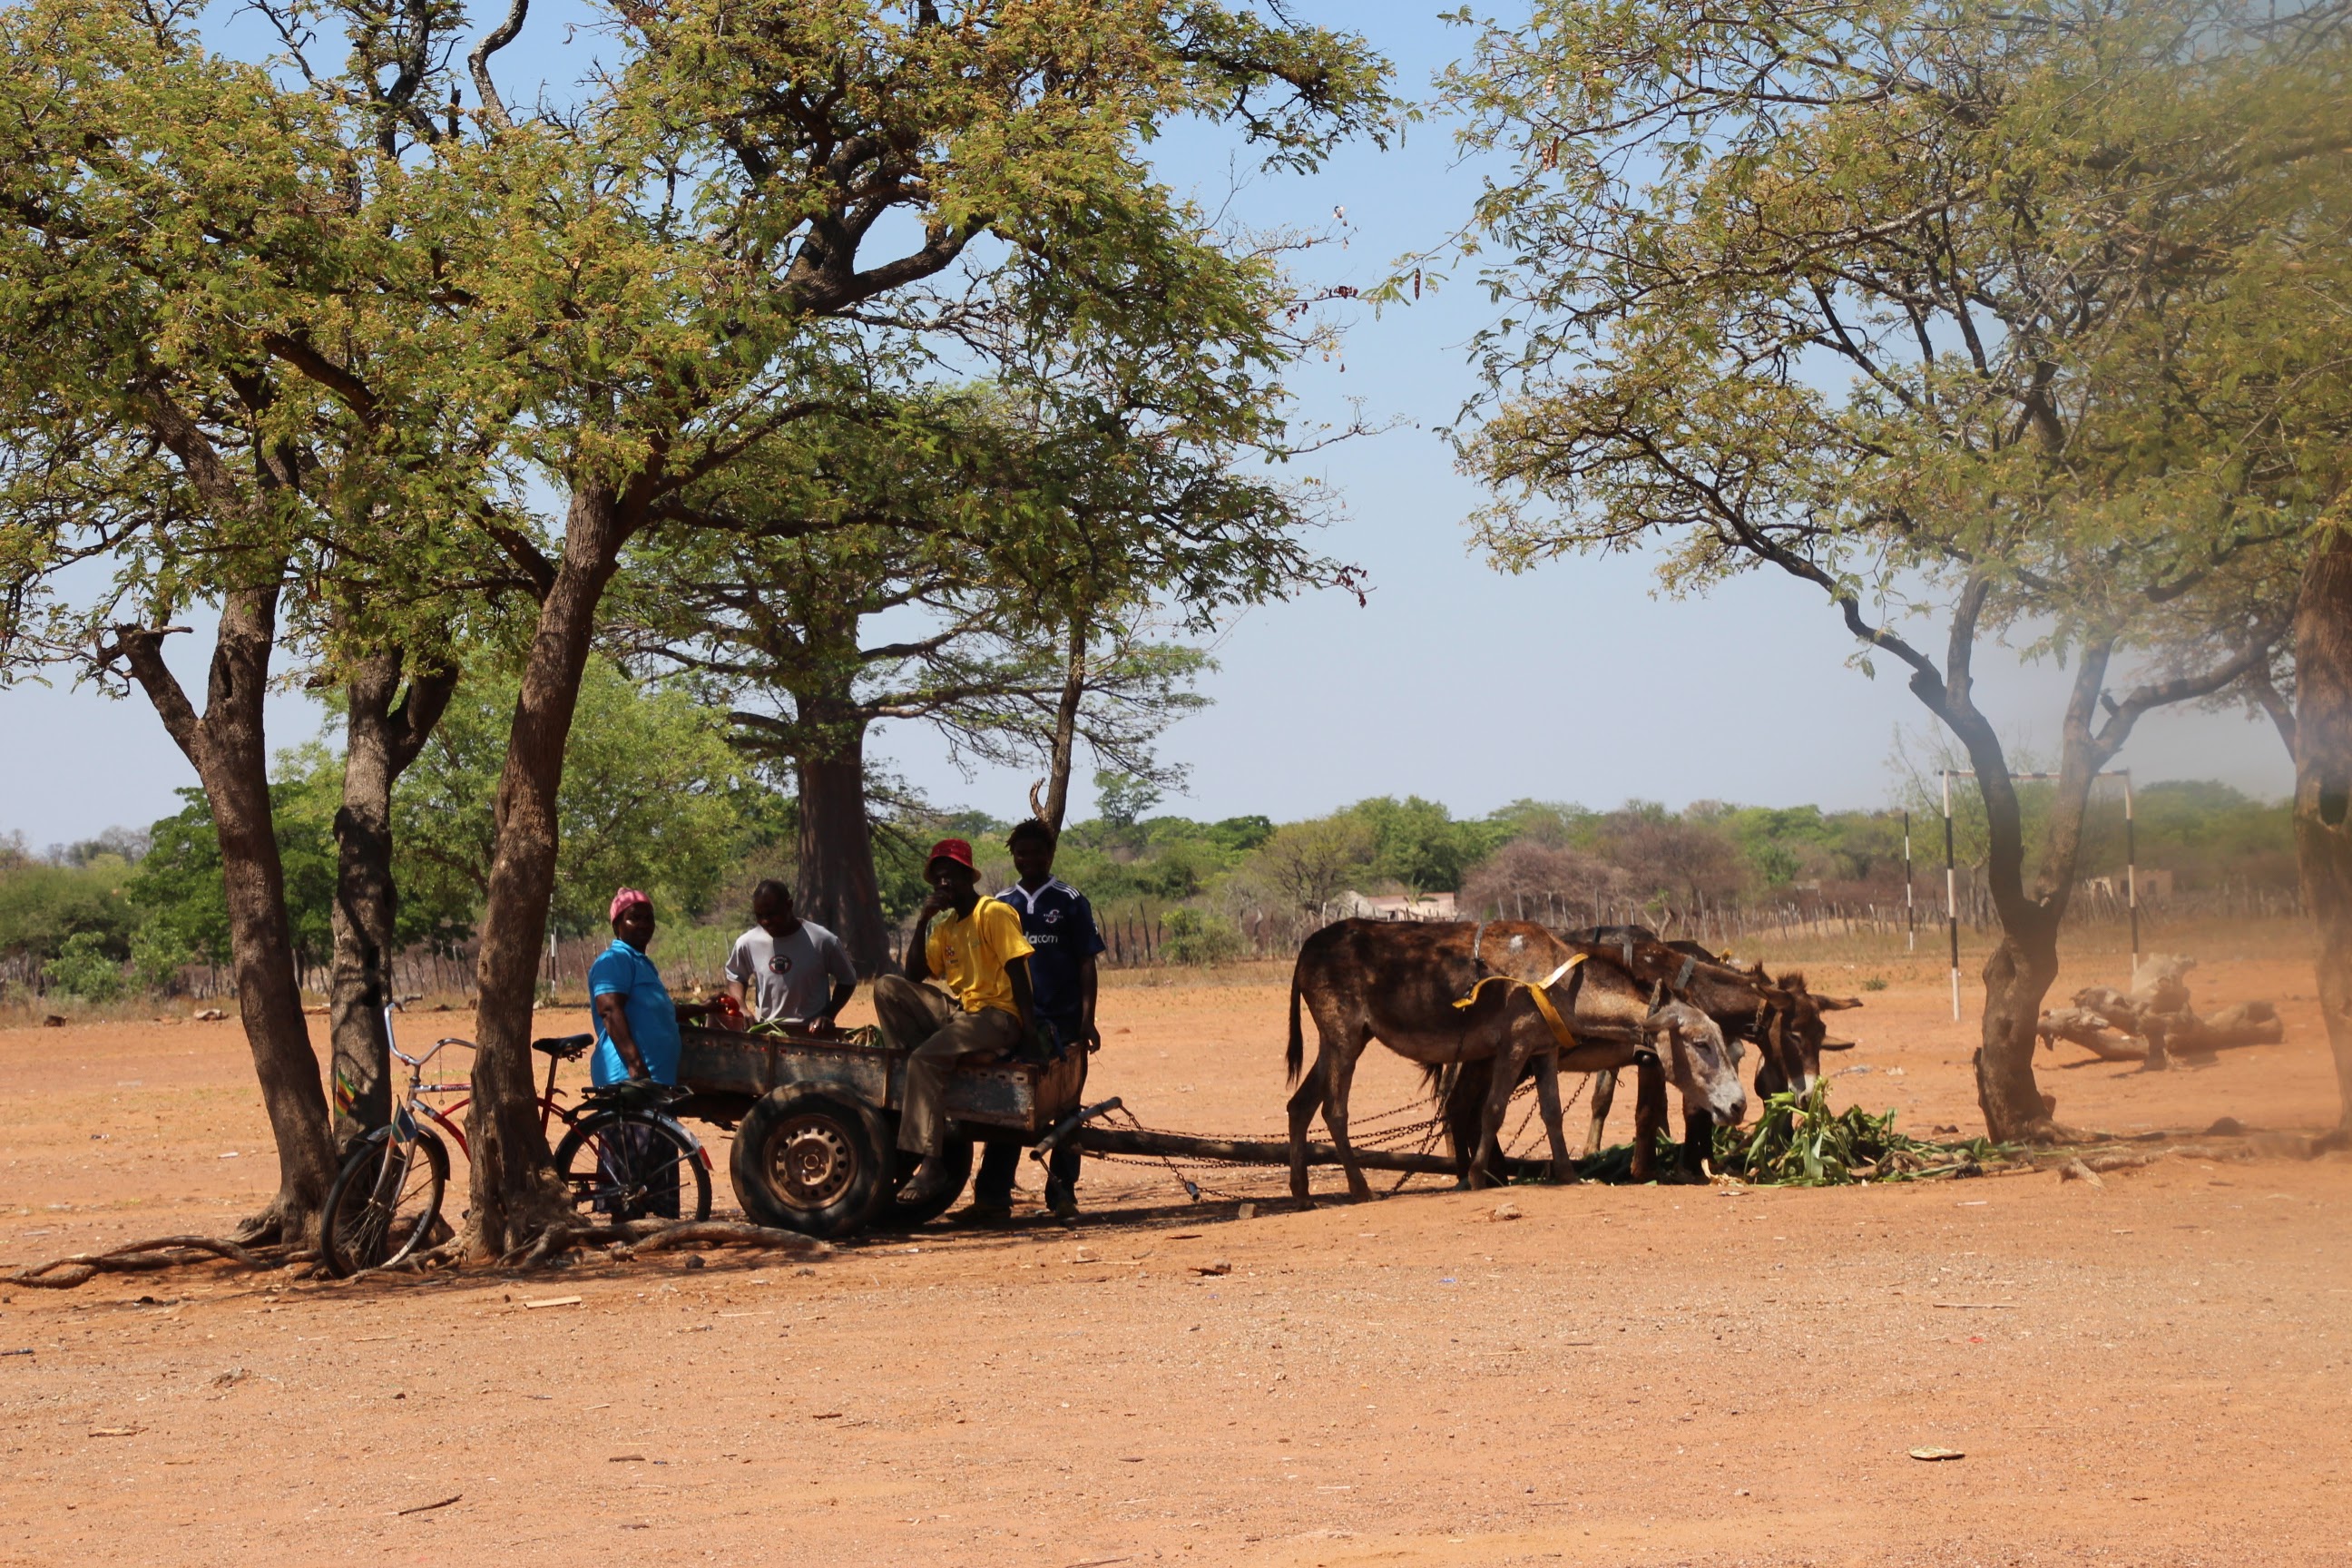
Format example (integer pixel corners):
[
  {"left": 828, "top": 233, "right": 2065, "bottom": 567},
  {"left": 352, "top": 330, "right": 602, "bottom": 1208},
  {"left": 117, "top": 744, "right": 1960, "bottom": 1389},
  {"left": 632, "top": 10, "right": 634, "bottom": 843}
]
[{"left": 1714, "top": 1082, "right": 2009, "bottom": 1186}]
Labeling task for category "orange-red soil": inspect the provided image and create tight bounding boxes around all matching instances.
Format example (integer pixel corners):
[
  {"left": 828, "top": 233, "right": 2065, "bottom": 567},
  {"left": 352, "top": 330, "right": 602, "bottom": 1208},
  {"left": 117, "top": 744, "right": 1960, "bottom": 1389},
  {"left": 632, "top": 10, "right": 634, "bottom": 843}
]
[{"left": 3, "top": 950, "right": 2348, "bottom": 1565}]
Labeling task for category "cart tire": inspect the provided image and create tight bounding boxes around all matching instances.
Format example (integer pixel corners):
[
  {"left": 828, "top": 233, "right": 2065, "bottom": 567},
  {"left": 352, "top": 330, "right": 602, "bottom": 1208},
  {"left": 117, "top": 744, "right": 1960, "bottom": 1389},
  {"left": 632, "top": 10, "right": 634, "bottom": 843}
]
[
  {"left": 730, "top": 1090, "right": 890, "bottom": 1238},
  {"left": 873, "top": 1134, "right": 975, "bottom": 1230}
]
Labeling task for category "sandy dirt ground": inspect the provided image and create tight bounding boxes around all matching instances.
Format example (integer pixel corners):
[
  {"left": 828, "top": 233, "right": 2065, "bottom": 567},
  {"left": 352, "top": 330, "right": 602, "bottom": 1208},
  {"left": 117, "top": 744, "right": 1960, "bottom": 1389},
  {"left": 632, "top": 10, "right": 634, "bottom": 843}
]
[{"left": 3, "top": 942, "right": 2349, "bottom": 1566}]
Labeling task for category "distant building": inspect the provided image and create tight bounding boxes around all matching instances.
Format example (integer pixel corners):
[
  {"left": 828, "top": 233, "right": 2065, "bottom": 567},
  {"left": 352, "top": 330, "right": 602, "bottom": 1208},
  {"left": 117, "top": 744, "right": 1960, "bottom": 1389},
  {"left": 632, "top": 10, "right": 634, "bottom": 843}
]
[{"left": 1334, "top": 889, "right": 1458, "bottom": 921}]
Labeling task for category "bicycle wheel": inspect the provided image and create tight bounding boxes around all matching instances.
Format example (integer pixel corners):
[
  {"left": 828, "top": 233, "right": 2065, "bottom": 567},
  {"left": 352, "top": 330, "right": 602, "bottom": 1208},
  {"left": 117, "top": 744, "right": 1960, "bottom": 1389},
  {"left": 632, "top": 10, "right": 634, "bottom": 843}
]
[
  {"left": 320, "top": 1127, "right": 449, "bottom": 1278},
  {"left": 552, "top": 1110, "right": 712, "bottom": 1225}
]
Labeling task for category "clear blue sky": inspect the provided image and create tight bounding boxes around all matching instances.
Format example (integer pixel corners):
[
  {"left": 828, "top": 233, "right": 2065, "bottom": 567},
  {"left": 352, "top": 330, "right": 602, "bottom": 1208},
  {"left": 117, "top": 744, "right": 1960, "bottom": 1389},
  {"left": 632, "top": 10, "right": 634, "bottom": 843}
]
[{"left": 0, "top": 2, "right": 2290, "bottom": 851}]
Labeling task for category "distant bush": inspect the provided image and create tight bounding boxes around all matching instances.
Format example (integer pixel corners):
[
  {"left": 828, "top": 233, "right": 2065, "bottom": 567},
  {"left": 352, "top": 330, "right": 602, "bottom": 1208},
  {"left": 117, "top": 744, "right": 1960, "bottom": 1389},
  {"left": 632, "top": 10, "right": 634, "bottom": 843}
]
[
  {"left": 0, "top": 860, "right": 136, "bottom": 964},
  {"left": 1162, "top": 907, "right": 1244, "bottom": 966},
  {"left": 45, "top": 930, "right": 126, "bottom": 1001}
]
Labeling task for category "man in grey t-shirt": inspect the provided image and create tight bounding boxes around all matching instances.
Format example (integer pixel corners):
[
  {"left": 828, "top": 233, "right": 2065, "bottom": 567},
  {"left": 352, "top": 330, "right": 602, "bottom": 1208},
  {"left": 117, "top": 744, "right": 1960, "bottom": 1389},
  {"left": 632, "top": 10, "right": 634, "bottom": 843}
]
[{"left": 724, "top": 880, "right": 858, "bottom": 1028}]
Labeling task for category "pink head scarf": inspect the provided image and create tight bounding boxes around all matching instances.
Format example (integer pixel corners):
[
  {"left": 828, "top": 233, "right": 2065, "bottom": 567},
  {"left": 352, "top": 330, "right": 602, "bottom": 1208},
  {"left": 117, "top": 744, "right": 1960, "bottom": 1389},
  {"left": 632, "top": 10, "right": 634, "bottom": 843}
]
[{"left": 608, "top": 887, "right": 652, "bottom": 924}]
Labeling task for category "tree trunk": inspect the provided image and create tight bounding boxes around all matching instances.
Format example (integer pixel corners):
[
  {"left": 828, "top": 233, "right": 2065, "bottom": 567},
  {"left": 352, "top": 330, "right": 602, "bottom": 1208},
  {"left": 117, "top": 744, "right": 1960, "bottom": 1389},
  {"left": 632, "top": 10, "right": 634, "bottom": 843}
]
[
  {"left": 1938, "top": 614, "right": 2113, "bottom": 1144},
  {"left": 115, "top": 582, "right": 336, "bottom": 1243},
  {"left": 1975, "top": 916, "right": 2064, "bottom": 1138},
  {"left": 1040, "top": 613, "right": 1087, "bottom": 834},
  {"left": 328, "top": 650, "right": 459, "bottom": 1153},
  {"left": 463, "top": 483, "right": 636, "bottom": 1257},
  {"left": 795, "top": 703, "right": 893, "bottom": 976},
  {"left": 2293, "top": 525, "right": 2352, "bottom": 1148}
]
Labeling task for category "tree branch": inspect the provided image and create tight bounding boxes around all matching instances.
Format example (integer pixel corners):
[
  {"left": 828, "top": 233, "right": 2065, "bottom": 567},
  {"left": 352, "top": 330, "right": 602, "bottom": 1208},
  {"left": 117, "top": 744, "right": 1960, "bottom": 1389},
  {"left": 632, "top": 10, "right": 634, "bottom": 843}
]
[
  {"left": 96, "top": 624, "right": 200, "bottom": 757},
  {"left": 467, "top": 0, "right": 529, "bottom": 134}
]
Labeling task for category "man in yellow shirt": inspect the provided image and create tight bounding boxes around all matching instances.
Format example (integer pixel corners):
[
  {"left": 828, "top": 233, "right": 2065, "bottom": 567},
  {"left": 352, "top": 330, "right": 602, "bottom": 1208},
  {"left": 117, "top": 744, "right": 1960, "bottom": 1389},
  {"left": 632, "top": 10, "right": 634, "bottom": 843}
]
[{"left": 872, "top": 838, "right": 1036, "bottom": 1190}]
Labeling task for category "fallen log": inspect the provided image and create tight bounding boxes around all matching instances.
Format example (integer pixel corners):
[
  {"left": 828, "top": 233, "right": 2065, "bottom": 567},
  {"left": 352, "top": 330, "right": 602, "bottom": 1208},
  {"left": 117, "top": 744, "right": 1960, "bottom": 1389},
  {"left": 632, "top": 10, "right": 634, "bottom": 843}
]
[
  {"left": 8, "top": 1234, "right": 273, "bottom": 1290},
  {"left": 2165, "top": 1002, "right": 2285, "bottom": 1054},
  {"left": 2037, "top": 1008, "right": 2148, "bottom": 1062}
]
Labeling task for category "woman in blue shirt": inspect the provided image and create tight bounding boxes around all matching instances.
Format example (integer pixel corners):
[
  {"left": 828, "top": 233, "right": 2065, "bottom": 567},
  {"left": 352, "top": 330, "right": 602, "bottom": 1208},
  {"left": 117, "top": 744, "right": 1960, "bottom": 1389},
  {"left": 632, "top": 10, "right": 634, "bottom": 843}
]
[
  {"left": 589, "top": 887, "right": 710, "bottom": 1086},
  {"left": 585, "top": 888, "right": 718, "bottom": 1219}
]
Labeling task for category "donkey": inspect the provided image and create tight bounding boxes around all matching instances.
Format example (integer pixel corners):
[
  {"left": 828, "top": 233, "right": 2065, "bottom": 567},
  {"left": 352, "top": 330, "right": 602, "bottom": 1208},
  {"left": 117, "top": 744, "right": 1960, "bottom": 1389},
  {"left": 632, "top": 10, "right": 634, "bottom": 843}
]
[
  {"left": 1558, "top": 927, "right": 1859, "bottom": 1173},
  {"left": 1283, "top": 919, "right": 1745, "bottom": 1201}
]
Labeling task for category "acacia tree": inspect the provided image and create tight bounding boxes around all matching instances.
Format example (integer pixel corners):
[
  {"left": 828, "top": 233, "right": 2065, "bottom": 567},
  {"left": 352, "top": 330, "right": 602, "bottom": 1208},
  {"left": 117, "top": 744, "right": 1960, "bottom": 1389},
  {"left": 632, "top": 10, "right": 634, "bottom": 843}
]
[
  {"left": 1434, "top": 0, "right": 2302, "bottom": 1140},
  {"left": 0, "top": 0, "right": 510, "bottom": 1233},
  {"left": 2108, "top": 6, "right": 2352, "bottom": 1139},
  {"left": 624, "top": 365, "right": 1338, "bottom": 969},
  {"left": 409, "top": 0, "right": 1392, "bottom": 1253},
  {"left": 628, "top": 524, "right": 1211, "bottom": 971}
]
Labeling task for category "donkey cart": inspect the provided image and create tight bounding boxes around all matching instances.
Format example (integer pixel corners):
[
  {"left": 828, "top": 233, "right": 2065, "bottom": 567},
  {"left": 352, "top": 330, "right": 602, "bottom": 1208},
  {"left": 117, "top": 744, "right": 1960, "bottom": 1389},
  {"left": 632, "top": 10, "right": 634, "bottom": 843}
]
[
  {"left": 669, "top": 1024, "right": 1093, "bottom": 1239},
  {"left": 669, "top": 1024, "right": 1553, "bottom": 1240}
]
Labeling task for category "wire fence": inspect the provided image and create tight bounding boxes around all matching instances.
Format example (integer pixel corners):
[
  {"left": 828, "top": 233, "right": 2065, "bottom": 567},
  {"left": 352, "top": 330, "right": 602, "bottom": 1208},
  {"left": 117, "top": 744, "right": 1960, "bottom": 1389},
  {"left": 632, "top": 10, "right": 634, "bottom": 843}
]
[{"left": 5, "top": 873, "right": 2308, "bottom": 1010}]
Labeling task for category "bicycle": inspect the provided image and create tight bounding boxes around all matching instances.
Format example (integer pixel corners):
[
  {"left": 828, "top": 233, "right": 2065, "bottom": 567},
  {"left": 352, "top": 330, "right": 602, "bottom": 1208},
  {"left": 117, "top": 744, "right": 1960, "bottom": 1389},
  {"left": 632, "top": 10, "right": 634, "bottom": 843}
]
[{"left": 319, "top": 1008, "right": 711, "bottom": 1278}]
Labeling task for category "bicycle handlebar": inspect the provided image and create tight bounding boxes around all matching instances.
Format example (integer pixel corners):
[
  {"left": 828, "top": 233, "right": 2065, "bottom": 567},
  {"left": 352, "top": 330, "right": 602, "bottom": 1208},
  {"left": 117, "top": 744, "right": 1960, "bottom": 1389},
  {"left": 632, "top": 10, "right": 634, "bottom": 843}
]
[{"left": 391, "top": 1035, "right": 478, "bottom": 1071}]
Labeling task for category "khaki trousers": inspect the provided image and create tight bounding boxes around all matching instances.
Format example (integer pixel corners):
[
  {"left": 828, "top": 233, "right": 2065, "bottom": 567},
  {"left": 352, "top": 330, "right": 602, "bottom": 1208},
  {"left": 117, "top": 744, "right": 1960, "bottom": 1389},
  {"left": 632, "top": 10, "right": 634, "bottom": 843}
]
[{"left": 873, "top": 974, "right": 1024, "bottom": 1155}]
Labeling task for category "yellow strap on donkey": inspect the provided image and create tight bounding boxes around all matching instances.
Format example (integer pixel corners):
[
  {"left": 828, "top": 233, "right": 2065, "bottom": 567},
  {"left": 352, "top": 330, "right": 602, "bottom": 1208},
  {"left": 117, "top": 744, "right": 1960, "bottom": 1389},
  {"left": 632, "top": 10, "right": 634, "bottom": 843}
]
[{"left": 1452, "top": 953, "right": 1585, "bottom": 1052}]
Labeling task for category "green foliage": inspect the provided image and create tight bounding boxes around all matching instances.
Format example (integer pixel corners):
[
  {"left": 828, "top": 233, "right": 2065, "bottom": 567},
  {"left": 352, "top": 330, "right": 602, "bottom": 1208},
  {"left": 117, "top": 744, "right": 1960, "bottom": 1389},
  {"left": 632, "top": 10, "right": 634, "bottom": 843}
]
[
  {"left": 123, "top": 791, "right": 230, "bottom": 981},
  {"left": 44, "top": 929, "right": 123, "bottom": 1001},
  {"left": 1095, "top": 772, "right": 1163, "bottom": 833},
  {"left": 1161, "top": 906, "right": 1243, "bottom": 966},
  {"left": 2132, "top": 780, "right": 2296, "bottom": 890},
  {"left": 122, "top": 782, "right": 337, "bottom": 981},
  {"left": 394, "top": 658, "right": 761, "bottom": 938},
  {"left": 1898, "top": 759, "right": 2292, "bottom": 894},
  {"left": 1333, "top": 796, "right": 1512, "bottom": 893},
  {"left": 110, "top": 658, "right": 776, "bottom": 968},
  {"left": 1248, "top": 815, "right": 1376, "bottom": 911},
  {"left": 1203, "top": 815, "right": 1274, "bottom": 856},
  {"left": 0, "top": 858, "right": 135, "bottom": 963}
]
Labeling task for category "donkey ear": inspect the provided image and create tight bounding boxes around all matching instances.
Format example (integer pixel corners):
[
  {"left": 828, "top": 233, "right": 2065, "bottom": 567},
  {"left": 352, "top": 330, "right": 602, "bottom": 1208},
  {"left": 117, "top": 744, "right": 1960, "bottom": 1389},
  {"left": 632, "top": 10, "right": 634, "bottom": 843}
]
[
  {"left": 1818, "top": 995, "right": 1865, "bottom": 1011},
  {"left": 1819, "top": 1037, "right": 1857, "bottom": 1051}
]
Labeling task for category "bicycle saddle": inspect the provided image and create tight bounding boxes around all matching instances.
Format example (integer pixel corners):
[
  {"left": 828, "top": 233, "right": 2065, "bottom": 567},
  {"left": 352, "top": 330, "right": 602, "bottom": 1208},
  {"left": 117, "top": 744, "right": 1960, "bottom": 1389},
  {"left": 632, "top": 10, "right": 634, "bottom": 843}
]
[{"left": 531, "top": 1033, "right": 595, "bottom": 1060}]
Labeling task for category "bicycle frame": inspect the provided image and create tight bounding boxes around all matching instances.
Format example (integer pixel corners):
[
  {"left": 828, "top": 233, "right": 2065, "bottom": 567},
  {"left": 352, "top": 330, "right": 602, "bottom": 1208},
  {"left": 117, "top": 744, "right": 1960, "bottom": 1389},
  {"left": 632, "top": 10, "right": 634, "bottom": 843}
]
[{"left": 379, "top": 1002, "right": 704, "bottom": 1170}]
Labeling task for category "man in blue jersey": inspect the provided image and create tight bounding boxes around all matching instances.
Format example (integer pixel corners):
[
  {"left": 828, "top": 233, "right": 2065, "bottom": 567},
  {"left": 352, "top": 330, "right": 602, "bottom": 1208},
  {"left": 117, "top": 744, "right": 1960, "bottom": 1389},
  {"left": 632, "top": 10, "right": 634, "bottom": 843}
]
[{"left": 973, "top": 818, "right": 1106, "bottom": 1223}]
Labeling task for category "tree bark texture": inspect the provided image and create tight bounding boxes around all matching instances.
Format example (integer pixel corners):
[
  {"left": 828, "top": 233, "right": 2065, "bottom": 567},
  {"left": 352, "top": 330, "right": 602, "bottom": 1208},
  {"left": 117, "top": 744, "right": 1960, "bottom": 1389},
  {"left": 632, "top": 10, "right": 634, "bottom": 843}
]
[
  {"left": 2293, "top": 525, "right": 2352, "bottom": 1146},
  {"left": 465, "top": 483, "right": 636, "bottom": 1256},
  {"left": 328, "top": 650, "right": 459, "bottom": 1153},
  {"left": 1040, "top": 614, "right": 1087, "bottom": 834},
  {"left": 1964, "top": 650, "right": 2122, "bottom": 1142},
  {"left": 794, "top": 704, "right": 893, "bottom": 977},
  {"left": 115, "top": 582, "right": 336, "bottom": 1243}
]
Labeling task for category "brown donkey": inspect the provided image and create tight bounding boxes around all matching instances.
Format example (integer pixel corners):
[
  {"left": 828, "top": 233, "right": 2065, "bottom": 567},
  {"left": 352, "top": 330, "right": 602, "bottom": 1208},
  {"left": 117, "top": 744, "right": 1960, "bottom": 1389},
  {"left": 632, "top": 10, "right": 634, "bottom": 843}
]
[
  {"left": 1283, "top": 919, "right": 1743, "bottom": 1201},
  {"left": 1558, "top": 928, "right": 1860, "bottom": 1171}
]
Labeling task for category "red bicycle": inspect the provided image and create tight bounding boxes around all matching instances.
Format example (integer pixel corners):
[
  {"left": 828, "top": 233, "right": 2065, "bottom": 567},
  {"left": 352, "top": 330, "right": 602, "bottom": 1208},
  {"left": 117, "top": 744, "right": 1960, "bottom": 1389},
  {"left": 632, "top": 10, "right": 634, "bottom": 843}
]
[{"left": 319, "top": 1013, "right": 712, "bottom": 1277}]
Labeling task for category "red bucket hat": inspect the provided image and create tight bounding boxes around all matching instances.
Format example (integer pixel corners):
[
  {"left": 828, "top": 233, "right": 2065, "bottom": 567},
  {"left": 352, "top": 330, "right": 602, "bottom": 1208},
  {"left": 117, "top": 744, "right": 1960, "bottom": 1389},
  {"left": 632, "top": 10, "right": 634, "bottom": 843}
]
[{"left": 924, "top": 838, "right": 976, "bottom": 874}]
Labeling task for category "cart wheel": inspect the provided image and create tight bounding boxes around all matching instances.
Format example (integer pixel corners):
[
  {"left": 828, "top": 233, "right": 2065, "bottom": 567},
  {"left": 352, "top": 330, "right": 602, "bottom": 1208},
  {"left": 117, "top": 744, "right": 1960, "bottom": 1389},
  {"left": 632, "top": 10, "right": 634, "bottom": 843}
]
[
  {"left": 872, "top": 1133, "right": 975, "bottom": 1230},
  {"left": 730, "top": 1090, "right": 890, "bottom": 1238}
]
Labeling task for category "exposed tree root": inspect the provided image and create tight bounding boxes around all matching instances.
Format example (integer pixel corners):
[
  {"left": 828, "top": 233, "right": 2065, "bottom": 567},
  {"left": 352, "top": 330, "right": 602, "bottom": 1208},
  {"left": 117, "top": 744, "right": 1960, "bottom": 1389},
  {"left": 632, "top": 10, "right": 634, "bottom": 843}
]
[
  {"left": 2015, "top": 1117, "right": 2096, "bottom": 1146},
  {"left": 506, "top": 1219, "right": 836, "bottom": 1269},
  {"left": 10, "top": 1235, "right": 279, "bottom": 1290},
  {"left": 231, "top": 1200, "right": 289, "bottom": 1248},
  {"left": 613, "top": 1220, "right": 834, "bottom": 1258}
]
